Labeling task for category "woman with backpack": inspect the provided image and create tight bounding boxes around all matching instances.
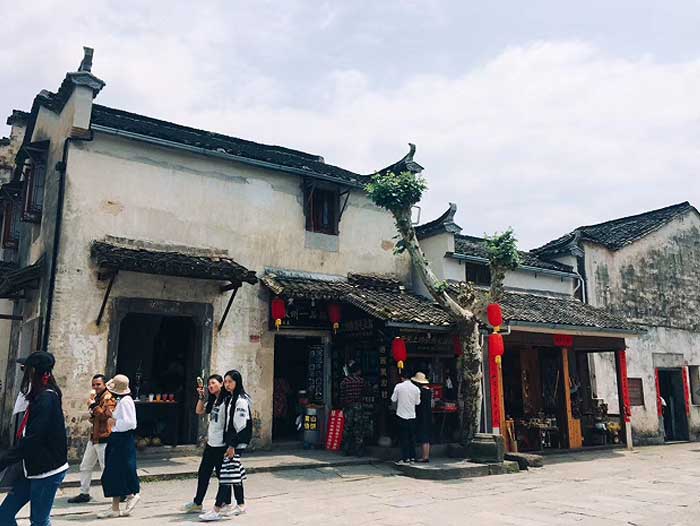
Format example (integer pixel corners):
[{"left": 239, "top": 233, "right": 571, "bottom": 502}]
[
  {"left": 0, "top": 351, "right": 68, "bottom": 526},
  {"left": 199, "top": 369, "right": 252, "bottom": 522},
  {"left": 182, "top": 374, "right": 232, "bottom": 514}
]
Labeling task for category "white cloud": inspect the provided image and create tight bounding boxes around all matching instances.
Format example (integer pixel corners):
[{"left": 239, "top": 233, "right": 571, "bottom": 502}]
[{"left": 1, "top": 3, "right": 698, "bottom": 249}]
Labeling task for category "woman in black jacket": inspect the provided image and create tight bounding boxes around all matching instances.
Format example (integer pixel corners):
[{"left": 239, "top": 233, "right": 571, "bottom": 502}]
[
  {"left": 0, "top": 351, "right": 68, "bottom": 526},
  {"left": 199, "top": 369, "right": 252, "bottom": 522}
]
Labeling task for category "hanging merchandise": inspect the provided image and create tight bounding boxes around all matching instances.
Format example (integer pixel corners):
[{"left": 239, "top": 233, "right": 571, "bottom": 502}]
[
  {"left": 271, "top": 298, "right": 287, "bottom": 330},
  {"left": 391, "top": 337, "right": 408, "bottom": 371},
  {"left": 327, "top": 303, "right": 342, "bottom": 333}
]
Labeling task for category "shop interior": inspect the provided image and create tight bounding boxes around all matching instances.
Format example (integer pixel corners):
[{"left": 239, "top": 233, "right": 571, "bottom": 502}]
[
  {"left": 502, "top": 346, "right": 624, "bottom": 452},
  {"left": 658, "top": 368, "right": 690, "bottom": 441},
  {"left": 272, "top": 335, "right": 325, "bottom": 441},
  {"left": 117, "top": 313, "right": 199, "bottom": 445}
]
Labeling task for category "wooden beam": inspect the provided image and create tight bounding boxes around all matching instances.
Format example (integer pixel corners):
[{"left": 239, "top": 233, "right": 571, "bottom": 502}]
[
  {"left": 0, "top": 314, "right": 22, "bottom": 321},
  {"left": 562, "top": 348, "right": 583, "bottom": 449},
  {"left": 96, "top": 271, "right": 117, "bottom": 326},
  {"left": 218, "top": 286, "right": 239, "bottom": 332}
]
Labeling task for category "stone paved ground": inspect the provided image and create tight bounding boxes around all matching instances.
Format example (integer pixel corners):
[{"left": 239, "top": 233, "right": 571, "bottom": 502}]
[{"left": 14, "top": 442, "right": 700, "bottom": 525}]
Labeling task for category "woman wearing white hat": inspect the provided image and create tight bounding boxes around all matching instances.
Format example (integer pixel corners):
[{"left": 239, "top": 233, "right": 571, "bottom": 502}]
[
  {"left": 411, "top": 372, "right": 433, "bottom": 463},
  {"left": 98, "top": 374, "right": 141, "bottom": 518}
]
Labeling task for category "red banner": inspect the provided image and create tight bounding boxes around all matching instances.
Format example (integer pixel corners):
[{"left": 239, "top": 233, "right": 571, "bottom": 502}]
[
  {"left": 325, "top": 410, "right": 345, "bottom": 451},
  {"left": 655, "top": 369, "right": 663, "bottom": 417},
  {"left": 682, "top": 367, "right": 691, "bottom": 417},
  {"left": 490, "top": 353, "right": 501, "bottom": 432},
  {"left": 617, "top": 351, "right": 632, "bottom": 423}
]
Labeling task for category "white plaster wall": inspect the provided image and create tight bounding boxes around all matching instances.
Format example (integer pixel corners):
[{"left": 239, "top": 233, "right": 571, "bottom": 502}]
[
  {"left": 503, "top": 268, "right": 575, "bottom": 297},
  {"left": 49, "top": 133, "right": 408, "bottom": 450},
  {"left": 584, "top": 213, "right": 700, "bottom": 442}
]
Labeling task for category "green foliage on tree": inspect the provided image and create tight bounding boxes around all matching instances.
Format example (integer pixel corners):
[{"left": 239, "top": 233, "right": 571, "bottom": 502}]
[
  {"left": 485, "top": 228, "right": 520, "bottom": 271},
  {"left": 365, "top": 171, "right": 427, "bottom": 214}
]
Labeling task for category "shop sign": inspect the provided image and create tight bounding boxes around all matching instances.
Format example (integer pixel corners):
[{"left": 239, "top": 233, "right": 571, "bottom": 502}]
[
  {"left": 400, "top": 331, "right": 452, "bottom": 354},
  {"left": 553, "top": 334, "right": 574, "bottom": 348},
  {"left": 269, "top": 298, "right": 329, "bottom": 330},
  {"left": 337, "top": 318, "right": 375, "bottom": 338}
]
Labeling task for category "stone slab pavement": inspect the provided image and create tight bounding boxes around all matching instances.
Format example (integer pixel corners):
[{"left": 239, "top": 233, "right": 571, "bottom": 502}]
[{"left": 11, "top": 442, "right": 700, "bottom": 525}]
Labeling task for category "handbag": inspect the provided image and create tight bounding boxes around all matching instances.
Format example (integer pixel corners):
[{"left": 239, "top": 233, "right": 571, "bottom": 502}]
[{"left": 0, "top": 462, "right": 25, "bottom": 490}]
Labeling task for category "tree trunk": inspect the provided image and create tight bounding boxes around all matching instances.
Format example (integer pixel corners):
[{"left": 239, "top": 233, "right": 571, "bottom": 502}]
[{"left": 394, "top": 210, "right": 483, "bottom": 444}]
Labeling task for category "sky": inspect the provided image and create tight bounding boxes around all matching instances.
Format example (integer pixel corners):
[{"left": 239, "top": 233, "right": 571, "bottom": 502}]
[{"left": 1, "top": 1, "right": 699, "bottom": 249}]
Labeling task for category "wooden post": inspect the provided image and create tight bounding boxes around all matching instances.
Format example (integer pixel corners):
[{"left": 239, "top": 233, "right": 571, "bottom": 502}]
[
  {"left": 561, "top": 348, "right": 583, "bottom": 448},
  {"left": 615, "top": 350, "right": 633, "bottom": 450}
]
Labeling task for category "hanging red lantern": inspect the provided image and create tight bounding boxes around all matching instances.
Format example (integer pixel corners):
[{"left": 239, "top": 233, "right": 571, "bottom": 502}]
[
  {"left": 391, "top": 337, "right": 408, "bottom": 371},
  {"left": 271, "top": 297, "right": 286, "bottom": 331},
  {"left": 327, "top": 303, "right": 342, "bottom": 333},
  {"left": 487, "top": 303, "right": 503, "bottom": 329},
  {"left": 489, "top": 333, "right": 504, "bottom": 364},
  {"left": 453, "top": 335, "right": 463, "bottom": 358}
]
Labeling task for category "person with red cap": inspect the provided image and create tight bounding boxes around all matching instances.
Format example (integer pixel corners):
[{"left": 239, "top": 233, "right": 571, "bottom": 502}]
[{"left": 0, "top": 351, "right": 68, "bottom": 526}]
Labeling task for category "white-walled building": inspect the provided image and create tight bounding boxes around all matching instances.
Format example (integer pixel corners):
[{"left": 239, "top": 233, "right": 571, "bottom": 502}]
[{"left": 534, "top": 202, "right": 700, "bottom": 444}]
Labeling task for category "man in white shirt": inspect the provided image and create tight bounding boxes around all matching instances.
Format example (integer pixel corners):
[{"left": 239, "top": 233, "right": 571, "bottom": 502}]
[{"left": 390, "top": 371, "right": 421, "bottom": 464}]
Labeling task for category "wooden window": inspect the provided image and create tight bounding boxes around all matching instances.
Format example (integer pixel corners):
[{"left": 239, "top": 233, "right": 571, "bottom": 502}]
[
  {"left": 628, "top": 377, "right": 645, "bottom": 406},
  {"left": 305, "top": 185, "right": 339, "bottom": 235},
  {"left": 465, "top": 262, "right": 491, "bottom": 286},
  {"left": 2, "top": 200, "right": 21, "bottom": 249},
  {"left": 21, "top": 159, "right": 46, "bottom": 223}
]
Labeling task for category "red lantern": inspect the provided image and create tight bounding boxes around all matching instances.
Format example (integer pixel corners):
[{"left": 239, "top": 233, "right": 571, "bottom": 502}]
[
  {"left": 327, "top": 303, "right": 342, "bottom": 333},
  {"left": 489, "top": 333, "right": 504, "bottom": 363},
  {"left": 453, "top": 335, "right": 463, "bottom": 358},
  {"left": 487, "top": 303, "right": 503, "bottom": 329},
  {"left": 271, "top": 298, "right": 286, "bottom": 331},
  {"left": 391, "top": 337, "right": 408, "bottom": 371}
]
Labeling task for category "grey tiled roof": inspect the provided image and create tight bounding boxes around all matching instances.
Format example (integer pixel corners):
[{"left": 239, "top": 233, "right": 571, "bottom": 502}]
[
  {"left": 261, "top": 271, "right": 452, "bottom": 327},
  {"left": 497, "top": 290, "right": 640, "bottom": 332},
  {"left": 535, "top": 202, "right": 697, "bottom": 254},
  {"left": 89, "top": 105, "right": 370, "bottom": 187},
  {"left": 91, "top": 240, "right": 258, "bottom": 285},
  {"left": 454, "top": 235, "right": 574, "bottom": 273}
]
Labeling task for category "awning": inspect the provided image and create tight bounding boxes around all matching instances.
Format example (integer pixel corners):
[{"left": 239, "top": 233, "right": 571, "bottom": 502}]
[
  {"left": 448, "top": 282, "right": 641, "bottom": 337},
  {"left": 261, "top": 270, "right": 452, "bottom": 329},
  {"left": 0, "top": 260, "right": 41, "bottom": 299},
  {"left": 90, "top": 239, "right": 257, "bottom": 329},
  {"left": 91, "top": 240, "right": 258, "bottom": 286}
]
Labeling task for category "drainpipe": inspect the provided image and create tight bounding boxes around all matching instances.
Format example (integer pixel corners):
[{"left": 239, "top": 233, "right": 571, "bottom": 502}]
[
  {"left": 42, "top": 132, "right": 94, "bottom": 352},
  {"left": 573, "top": 271, "right": 587, "bottom": 303}
]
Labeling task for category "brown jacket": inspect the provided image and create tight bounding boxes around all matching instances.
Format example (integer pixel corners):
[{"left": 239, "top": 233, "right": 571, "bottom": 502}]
[{"left": 90, "top": 391, "right": 116, "bottom": 444}]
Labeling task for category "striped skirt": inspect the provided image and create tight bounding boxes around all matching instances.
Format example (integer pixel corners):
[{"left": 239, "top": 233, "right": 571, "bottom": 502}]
[{"left": 219, "top": 454, "right": 246, "bottom": 485}]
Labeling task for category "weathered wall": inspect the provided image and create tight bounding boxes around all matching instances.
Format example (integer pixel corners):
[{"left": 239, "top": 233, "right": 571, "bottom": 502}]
[
  {"left": 49, "top": 132, "right": 408, "bottom": 455},
  {"left": 585, "top": 212, "right": 700, "bottom": 442}
]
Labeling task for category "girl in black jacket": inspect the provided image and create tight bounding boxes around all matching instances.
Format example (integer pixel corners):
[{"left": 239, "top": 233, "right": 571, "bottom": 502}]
[
  {"left": 0, "top": 352, "right": 68, "bottom": 526},
  {"left": 199, "top": 369, "right": 252, "bottom": 522}
]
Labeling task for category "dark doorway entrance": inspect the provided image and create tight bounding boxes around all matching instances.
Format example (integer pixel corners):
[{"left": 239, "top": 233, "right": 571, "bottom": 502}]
[
  {"left": 117, "top": 313, "right": 199, "bottom": 445},
  {"left": 272, "top": 335, "right": 324, "bottom": 441},
  {"left": 658, "top": 369, "right": 689, "bottom": 441}
]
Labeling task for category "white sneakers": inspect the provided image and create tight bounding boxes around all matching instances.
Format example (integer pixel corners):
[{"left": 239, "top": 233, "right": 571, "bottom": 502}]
[
  {"left": 199, "top": 505, "right": 247, "bottom": 521},
  {"left": 97, "top": 494, "right": 141, "bottom": 519}
]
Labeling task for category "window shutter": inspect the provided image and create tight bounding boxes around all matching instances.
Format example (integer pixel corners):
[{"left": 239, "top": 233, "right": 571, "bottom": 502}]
[{"left": 3, "top": 200, "right": 20, "bottom": 249}]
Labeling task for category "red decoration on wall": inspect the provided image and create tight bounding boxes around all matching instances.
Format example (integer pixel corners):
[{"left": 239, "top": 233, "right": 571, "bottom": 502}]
[
  {"left": 489, "top": 351, "right": 501, "bottom": 432},
  {"left": 655, "top": 369, "right": 663, "bottom": 417},
  {"left": 489, "top": 333, "right": 504, "bottom": 361},
  {"left": 682, "top": 367, "right": 691, "bottom": 417},
  {"left": 617, "top": 350, "right": 632, "bottom": 423},
  {"left": 391, "top": 337, "right": 408, "bottom": 371},
  {"left": 553, "top": 334, "right": 574, "bottom": 348},
  {"left": 487, "top": 303, "right": 503, "bottom": 328},
  {"left": 327, "top": 303, "right": 342, "bottom": 333},
  {"left": 453, "top": 335, "right": 463, "bottom": 358},
  {"left": 271, "top": 298, "right": 287, "bottom": 331}
]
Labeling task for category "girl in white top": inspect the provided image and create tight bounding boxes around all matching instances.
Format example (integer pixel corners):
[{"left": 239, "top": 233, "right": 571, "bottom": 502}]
[{"left": 98, "top": 375, "right": 141, "bottom": 518}]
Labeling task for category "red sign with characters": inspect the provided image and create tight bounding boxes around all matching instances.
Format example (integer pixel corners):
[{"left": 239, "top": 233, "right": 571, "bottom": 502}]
[
  {"left": 325, "top": 410, "right": 345, "bottom": 451},
  {"left": 553, "top": 334, "right": 574, "bottom": 348},
  {"left": 682, "top": 367, "right": 691, "bottom": 417}
]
